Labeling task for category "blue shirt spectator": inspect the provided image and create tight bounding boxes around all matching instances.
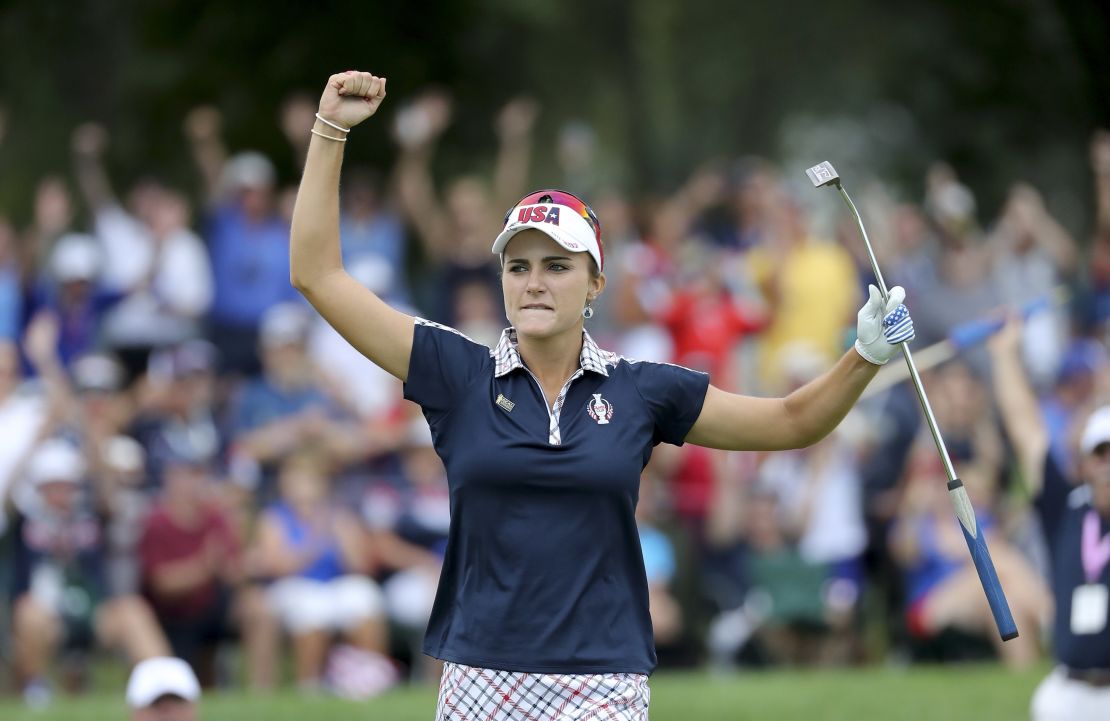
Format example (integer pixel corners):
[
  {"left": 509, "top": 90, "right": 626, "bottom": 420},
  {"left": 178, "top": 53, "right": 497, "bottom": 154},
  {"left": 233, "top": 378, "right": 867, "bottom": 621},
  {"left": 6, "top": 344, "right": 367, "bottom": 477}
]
[{"left": 206, "top": 203, "right": 298, "bottom": 328}]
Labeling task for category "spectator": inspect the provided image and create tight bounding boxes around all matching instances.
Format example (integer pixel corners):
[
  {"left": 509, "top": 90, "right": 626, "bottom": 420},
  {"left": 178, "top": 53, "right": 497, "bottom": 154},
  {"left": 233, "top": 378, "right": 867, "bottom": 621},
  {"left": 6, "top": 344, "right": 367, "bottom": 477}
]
[
  {"left": 889, "top": 362, "right": 1049, "bottom": 668},
  {"left": 990, "top": 317, "right": 1110, "bottom": 720},
  {"left": 229, "top": 303, "right": 363, "bottom": 494},
  {"left": 393, "top": 91, "right": 537, "bottom": 325},
  {"left": 339, "top": 167, "right": 410, "bottom": 303},
  {"left": 0, "top": 339, "right": 49, "bottom": 538},
  {"left": 126, "top": 656, "right": 201, "bottom": 721},
  {"left": 71, "top": 123, "right": 214, "bottom": 367},
  {"left": 254, "top": 449, "right": 390, "bottom": 690},
  {"left": 138, "top": 440, "right": 276, "bottom": 689},
  {"left": 7, "top": 439, "right": 169, "bottom": 706},
  {"left": 131, "top": 340, "right": 222, "bottom": 491},
  {"left": 362, "top": 417, "right": 449, "bottom": 678},
  {"left": 101, "top": 435, "right": 150, "bottom": 597},
  {"left": 30, "top": 235, "right": 120, "bottom": 368},
  {"left": 747, "top": 190, "right": 860, "bottom": 394},
  {"left": 987, "top": 182, "right": 1077, "bottom": 387},
  {"left": 183, "top": 106, "right": 298, "bottom": 375}
]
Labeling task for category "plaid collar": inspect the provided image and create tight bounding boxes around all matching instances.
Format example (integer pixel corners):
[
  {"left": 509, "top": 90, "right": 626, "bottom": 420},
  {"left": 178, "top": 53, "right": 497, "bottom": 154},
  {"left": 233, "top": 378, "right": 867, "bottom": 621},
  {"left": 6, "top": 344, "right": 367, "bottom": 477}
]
[{"left": 492, "top": 327, "right": 615, "bottom": 378}]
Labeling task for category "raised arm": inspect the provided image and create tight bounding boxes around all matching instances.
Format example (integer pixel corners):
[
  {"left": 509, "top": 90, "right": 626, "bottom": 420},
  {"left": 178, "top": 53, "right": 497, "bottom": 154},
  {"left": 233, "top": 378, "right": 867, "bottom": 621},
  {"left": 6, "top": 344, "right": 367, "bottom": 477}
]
[
  {"left": 492, "top": 97, "right": 538, "bottom": 211},
  {"left": 986, "top": 315, "right": 1047, "bottom": 495},
  {"left": 183, "top": 106, "right": 229, "bottom": 207},
  {"left": 391, "top": 92, "right": 454, "bottom": 260},
  {"left": 687, "top": 284, "right": 912, "bottom": 451},
  {"left": 71, "top": 123, "right": 117, "bottom": 211},
  {"left": 290, "top": 71, "right": 413, "bottom": 381}
]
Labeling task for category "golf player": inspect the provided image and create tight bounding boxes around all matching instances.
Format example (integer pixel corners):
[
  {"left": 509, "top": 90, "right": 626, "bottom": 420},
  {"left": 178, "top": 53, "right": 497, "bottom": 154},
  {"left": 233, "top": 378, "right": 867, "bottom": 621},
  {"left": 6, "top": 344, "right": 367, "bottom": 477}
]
[
  {"left": 290, "top": 70, "right": 915, "bottom": 720},
  {"left": 990, "top": 320, "right": 1110, "bottom": 721}
]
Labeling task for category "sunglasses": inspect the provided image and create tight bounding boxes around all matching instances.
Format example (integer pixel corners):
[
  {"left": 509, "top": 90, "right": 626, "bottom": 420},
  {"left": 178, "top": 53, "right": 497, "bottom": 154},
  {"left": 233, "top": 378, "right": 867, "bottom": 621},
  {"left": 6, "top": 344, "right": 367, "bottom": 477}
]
[{"left": 504, "top": 189, "right": 603, "bottom": 268}]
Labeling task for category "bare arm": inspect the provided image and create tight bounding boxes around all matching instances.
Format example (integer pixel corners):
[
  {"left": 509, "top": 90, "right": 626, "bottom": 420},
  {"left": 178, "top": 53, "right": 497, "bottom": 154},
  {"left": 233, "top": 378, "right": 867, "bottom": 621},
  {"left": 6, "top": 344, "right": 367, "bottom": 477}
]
[
  {"left": 686, "top": 348, "right": 880, "bottom": 451},
  {"left": 71, "top": 124, "right": 117, "bottom": 211},
  {"left": 492, "top": 97, "right": 538, "bottom": 211},
  {"left": 290, "top": 71, "right": 413, "bottom": 381},
  {"left": 183, "top": 106, "right": 229, "bottom": 206},
  {"left": 987, "top": 316, "right": 1047, "bottom": 495},
  {"left": 392, "top": 93, "right": 454, "bottom": 260}
]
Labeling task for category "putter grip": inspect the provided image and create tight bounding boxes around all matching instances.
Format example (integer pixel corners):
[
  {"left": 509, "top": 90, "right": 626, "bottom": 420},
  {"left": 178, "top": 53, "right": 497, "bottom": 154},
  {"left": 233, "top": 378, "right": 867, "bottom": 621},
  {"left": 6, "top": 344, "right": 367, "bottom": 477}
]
[{"left": 953, "top": 493, "right": 1020, "bottom": 641}]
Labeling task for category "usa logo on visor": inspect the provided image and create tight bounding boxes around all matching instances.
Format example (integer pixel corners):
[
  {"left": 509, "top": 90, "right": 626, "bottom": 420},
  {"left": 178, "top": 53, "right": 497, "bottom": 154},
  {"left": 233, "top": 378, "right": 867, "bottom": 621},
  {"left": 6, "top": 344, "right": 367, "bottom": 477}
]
[{"left": 517, "top": 206, "right": 561, "bottom": 225}]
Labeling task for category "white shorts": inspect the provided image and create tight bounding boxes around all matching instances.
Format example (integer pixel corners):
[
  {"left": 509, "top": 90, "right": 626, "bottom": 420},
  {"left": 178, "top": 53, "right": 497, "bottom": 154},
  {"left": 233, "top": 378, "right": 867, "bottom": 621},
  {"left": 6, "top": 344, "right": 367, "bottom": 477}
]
[
  {"left": 435, "top": 661, "right": 650, "bottom": 721},
  {"left": 266, "top": 575, "right": 384, "bottom": 634},
  {"left": 383, "top": 567, "right": 439, "bottom": 630},
  {"left": 1032, "top": 666, "right": 1110, "bottom": 721}
]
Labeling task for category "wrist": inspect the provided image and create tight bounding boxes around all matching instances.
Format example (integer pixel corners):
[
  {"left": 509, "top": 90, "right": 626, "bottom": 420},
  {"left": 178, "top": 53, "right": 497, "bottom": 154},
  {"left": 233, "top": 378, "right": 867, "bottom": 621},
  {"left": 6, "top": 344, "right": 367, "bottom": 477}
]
[
  {"left": 853, "top": 339, "right": 887, "bottom": 366},
  {"left": 310, "top": 118, "right": 347, "bottom": 144}
]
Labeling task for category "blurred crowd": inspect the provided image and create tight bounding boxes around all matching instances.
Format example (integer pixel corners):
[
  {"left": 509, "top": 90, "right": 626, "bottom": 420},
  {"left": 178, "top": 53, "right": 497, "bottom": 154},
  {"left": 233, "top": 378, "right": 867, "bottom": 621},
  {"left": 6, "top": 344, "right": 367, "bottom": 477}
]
[{"left": 2, "top": 90, "right": 1110, "bottom": 705}]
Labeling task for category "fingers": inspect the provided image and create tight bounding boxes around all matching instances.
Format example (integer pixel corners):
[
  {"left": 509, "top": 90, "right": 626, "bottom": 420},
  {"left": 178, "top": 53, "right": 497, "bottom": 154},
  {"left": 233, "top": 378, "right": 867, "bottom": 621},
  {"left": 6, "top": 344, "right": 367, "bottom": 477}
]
[
  {"left": 884, "top": 285, "right": 906, "bottom": 314},
  {"left": 334, "top": 71, "right": 385, "bottom": 98}
]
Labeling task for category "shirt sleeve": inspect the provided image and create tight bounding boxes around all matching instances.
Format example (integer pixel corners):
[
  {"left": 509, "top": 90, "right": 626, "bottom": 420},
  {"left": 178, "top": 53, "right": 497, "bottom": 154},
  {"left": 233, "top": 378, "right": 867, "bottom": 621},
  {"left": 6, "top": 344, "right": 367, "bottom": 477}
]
[
  {"left": 403, "top": 319, "right": 492, "bottom": 423},
  {"left": 628, "top": 360, "right": 710, "bottom": 446}
]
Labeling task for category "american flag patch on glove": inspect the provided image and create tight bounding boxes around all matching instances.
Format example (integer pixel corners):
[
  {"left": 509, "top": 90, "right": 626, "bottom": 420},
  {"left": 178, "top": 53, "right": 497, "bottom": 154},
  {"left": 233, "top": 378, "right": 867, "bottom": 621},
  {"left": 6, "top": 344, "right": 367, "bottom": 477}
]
[{"left": 881, "top": 304, "right": 914, "bottom": 345}]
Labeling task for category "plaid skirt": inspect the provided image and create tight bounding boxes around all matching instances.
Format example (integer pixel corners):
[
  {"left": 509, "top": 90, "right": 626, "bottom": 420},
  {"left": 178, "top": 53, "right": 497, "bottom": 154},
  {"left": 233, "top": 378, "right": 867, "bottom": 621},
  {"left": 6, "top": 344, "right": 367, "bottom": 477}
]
[{"left": 435, "top": 661, "right": 651, "bottom": 721}]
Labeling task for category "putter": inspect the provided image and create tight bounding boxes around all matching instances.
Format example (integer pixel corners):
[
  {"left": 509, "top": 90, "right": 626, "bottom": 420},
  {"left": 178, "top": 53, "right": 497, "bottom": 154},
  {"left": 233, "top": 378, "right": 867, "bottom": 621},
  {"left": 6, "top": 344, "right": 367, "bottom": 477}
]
[{"left": 807, "top": 161, "right": 1019, "bottom": 641}]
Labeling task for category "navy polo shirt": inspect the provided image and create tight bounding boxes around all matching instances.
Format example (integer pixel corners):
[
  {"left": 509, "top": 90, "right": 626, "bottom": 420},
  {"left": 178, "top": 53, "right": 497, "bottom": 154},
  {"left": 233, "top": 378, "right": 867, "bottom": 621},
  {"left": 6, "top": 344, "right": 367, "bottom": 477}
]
[
  {"left": 404, "top": 319, "right": 709, "bottom": 674},
  {"left": 1037, "top": 452, "right": 1110, "bottom": 670}
]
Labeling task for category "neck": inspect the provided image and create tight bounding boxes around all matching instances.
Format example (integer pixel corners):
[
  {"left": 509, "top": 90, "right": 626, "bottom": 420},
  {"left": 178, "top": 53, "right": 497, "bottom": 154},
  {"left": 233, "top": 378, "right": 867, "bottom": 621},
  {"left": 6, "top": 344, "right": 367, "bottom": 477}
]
[{"left": 516, "top": 325, "right": 584, "bottom": 386}]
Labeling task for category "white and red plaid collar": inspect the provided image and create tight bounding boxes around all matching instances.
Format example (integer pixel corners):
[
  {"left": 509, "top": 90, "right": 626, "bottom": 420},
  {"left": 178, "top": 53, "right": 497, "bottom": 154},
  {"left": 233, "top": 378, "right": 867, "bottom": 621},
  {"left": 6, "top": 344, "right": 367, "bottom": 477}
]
[{"left": 492, "top": 327, "right": 615, "bottom": 378}]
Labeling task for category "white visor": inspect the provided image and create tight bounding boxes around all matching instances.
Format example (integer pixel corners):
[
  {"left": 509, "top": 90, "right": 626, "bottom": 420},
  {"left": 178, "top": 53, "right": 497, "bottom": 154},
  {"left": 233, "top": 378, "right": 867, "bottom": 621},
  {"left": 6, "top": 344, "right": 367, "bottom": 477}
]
[{"left": 492, "top": 203, "right": 602, "bottom": 272}]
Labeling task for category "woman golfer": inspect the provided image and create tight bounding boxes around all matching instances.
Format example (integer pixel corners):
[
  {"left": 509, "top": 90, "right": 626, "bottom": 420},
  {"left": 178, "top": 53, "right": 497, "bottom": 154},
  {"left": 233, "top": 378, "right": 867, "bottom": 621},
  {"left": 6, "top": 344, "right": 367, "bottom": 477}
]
[{"left": 291, "top": 70, "right": 915, "bottom": 720}]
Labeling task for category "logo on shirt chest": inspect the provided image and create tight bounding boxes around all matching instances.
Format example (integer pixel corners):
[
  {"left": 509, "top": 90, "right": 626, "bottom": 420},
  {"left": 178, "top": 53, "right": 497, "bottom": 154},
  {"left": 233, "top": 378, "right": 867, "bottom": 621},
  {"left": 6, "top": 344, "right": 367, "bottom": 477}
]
[{"left": 586, "top": 393, "right": 614, "bottom": 425}]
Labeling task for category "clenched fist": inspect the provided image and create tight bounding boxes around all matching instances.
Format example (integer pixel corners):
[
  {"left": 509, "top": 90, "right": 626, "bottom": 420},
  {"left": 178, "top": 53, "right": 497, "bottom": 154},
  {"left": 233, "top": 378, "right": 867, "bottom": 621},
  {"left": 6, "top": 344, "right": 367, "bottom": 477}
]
[{"left": 317, "top": 71, "right": 388, "bottom": 132}]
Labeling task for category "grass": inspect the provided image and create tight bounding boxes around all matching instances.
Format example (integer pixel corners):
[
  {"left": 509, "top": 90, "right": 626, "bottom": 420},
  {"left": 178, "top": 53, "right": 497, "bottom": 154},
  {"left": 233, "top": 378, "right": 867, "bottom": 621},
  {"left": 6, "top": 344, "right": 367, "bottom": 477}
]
[{"left": 0, "top": 663, "right": 1049, "bottom": 721}]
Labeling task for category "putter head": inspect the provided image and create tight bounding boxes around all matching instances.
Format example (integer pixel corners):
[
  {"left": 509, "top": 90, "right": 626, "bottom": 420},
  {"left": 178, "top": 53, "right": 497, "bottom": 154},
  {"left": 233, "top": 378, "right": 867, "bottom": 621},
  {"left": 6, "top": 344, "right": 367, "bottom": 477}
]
[{"left": 805, "top": 161, "right": 840, "bottom": 188}]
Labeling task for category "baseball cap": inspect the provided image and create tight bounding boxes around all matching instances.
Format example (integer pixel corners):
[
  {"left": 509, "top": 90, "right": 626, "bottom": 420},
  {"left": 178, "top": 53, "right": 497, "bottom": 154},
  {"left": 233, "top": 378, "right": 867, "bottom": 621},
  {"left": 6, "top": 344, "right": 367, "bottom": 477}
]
[
  {"left": 220, "top": 151, "right": 276, "bottom": 192},
  {"left": 1080, "top": 406, "right": 1110, "bottom": 455},
  {"left": 492, "top": 190, "right": 604, "bottom": 272},
  {"left": 259, "top": 302, "right": 311, "bottom": 348},
  {"left": 27, "top": 439, "right": 85, "bottom": 486},
  {"left": 50, "top": 234, "right": 101, "bottom": 283},
  {"left": 125, "top": 657, "right": 200, "bottom": 708},
  {"left": 71, "top": 352, "right": 125, "bottom": 393}
]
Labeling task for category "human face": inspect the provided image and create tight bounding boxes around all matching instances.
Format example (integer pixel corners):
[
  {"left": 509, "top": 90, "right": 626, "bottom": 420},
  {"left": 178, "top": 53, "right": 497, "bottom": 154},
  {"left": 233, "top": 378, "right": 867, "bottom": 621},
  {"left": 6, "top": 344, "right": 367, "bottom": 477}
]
[{"left": 502, "top": 230, "right": 603, "bottom": 341}]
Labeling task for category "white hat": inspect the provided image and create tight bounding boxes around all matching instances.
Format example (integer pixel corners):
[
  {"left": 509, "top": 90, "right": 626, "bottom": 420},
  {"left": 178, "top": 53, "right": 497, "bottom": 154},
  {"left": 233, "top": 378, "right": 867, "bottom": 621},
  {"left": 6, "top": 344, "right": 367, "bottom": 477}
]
[
  {"left": 104, "top": 435, "right": 146, "bottom": 474},
  {"left": 220, "top": 151, "right": 276, "bottom": 191},
  {"left": 259, "top": 302, "right": 311, "bottom": 348},
  {"left": 50, "top": 234, "right": 101, "bottom": 283},
  {"left": 492, "top": 190, "right": 604, "bottom": 271},
  {"left": 27, "top": 439, "right": 85, "bottom": 486},
  {"left": 1080, "top": 406, "right": 1110, "bottom": 455},
  {"left": 126, "top": 657, "right": 200, "bottom": 708}
]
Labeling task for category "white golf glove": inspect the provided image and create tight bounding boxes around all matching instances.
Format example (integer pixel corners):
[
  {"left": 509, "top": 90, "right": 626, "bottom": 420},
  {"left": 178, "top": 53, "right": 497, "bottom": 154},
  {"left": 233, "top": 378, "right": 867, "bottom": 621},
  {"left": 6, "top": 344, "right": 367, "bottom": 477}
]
[{"left": 854, "top": 284, "right": 914, "bottom": 365}]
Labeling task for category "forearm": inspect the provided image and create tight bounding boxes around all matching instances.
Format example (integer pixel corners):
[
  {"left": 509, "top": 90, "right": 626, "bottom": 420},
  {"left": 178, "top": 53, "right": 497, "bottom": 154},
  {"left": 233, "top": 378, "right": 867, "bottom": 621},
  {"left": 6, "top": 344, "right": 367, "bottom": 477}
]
[
  {"left": 493, "top": 134, "right": 532, "bottom": 211},
  {"left": 289, "top": 119, "right": 346, "bottom": 290},
  {"left": 394, "top": 147, "right": 449, "bottom": 256},
  {"left": 73, "top": 156, "right": 115, "bottom": 210},
  {"left": 989, "top": 346, "right": 1046, "bottom": 489},
  {"left": 190, "top": 139, "right": 227, "bottom": 205},
  {"left": 782, "top": 348, "right": 881, "bottom": 447}
]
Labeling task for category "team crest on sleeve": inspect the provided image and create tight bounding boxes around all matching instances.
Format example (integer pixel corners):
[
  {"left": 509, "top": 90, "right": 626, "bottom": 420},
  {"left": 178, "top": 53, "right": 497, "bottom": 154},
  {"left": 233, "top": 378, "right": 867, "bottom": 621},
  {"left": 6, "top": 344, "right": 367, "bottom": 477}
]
[{"left": 587, "top": 393, "right": 614, "bottom": 425}]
